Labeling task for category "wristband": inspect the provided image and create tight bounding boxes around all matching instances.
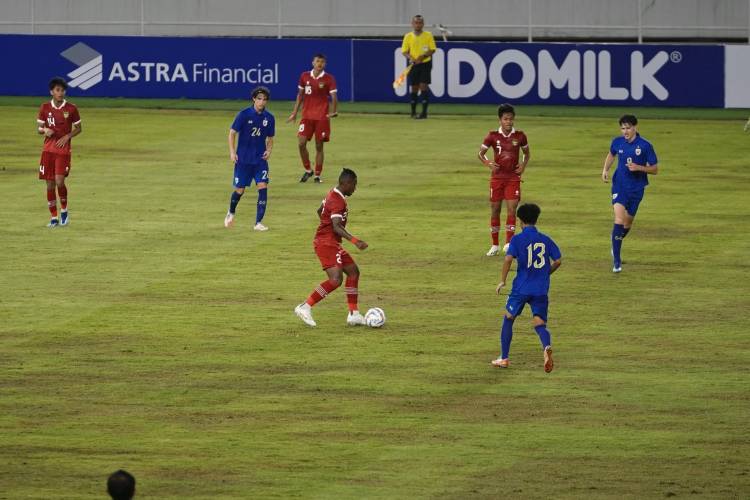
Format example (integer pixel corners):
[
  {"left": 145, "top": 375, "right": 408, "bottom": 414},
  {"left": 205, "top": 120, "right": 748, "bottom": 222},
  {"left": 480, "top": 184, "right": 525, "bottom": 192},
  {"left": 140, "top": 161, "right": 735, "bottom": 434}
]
[{"left": 350, "top": 237, "right": 360, "bottom": 244}]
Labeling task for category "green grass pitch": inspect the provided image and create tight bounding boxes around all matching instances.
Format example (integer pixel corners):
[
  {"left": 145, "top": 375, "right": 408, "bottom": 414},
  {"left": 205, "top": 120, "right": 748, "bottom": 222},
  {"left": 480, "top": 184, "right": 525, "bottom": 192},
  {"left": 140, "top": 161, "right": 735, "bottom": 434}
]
[{"left": 1, "top": 97, "right": 748, "bottom": 498}]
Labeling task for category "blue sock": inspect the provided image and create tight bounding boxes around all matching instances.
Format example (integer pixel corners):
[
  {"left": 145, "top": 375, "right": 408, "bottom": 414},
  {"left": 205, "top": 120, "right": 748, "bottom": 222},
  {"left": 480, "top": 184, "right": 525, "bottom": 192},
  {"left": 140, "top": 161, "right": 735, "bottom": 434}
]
[
  {"left": 256, "top": 188, "right": 267, "bottom": 224},
  {"left": 500, "top": 316, "right": 514, "bottom": 359},
  {"left": 229, "top": 191, "right": 243, "bottom": 214},
  {"left": 534, "top": 325, "right": 551, "bottom": 350},
  {"left": 612, "top": 224, "right": 625, "bottom": 267},
  {"left": 622, "top": 227, "right": 630, "bottom": 238}
]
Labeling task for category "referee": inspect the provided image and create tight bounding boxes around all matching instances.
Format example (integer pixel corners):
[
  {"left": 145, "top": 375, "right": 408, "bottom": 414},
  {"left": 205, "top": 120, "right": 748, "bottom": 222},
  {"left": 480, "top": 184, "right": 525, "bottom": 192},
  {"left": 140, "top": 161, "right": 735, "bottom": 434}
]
[{"left": 401, "top": 15, "right": 437, "bottom": 119}]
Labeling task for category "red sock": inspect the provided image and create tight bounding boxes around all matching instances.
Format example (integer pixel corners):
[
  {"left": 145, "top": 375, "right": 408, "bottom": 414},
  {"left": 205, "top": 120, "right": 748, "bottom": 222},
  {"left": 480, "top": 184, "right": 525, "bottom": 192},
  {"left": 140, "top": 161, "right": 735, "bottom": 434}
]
[
  {"left": 505, "top": 214, "right": 516, "bottom": 244},
  {"left": 306, "top": 279, "right": 340, "bottom": 306},
  {"left": 314, "top": 164, "right": 323, "bottom": 176},
  {"left": 58, "top": 185, "right": 68, "bottom": 211},
  {"left": 303, "top": 161, "right": 311, "bottom": 172},
  {"left": 491, "top": 217, "right": 500, "bottom": 246},
  {"left": 46, "top": 188, "right": 58, "bottom": 217},
  {"left": 345, "top": 274, "right": 359, "bottom": 312}
]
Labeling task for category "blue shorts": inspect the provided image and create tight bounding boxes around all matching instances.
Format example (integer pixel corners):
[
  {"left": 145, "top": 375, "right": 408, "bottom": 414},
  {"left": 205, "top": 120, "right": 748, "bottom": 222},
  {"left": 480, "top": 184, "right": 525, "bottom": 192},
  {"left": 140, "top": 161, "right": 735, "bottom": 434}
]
[
  {"left": 505, "top": 292, "right": 549, "bottom": 322},
  {"left": 233, "top": 161, "right": 269, "bottom": 188},
  {"left": 611, "top": 186, "right": 644, "bottom": 217}
]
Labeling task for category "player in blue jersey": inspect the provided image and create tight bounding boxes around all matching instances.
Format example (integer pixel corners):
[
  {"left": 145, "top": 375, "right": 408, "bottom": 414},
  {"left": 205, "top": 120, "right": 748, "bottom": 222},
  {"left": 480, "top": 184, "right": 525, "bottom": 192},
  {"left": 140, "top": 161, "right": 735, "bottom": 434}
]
[
  {"left": 225, "top": 86, "right": 275, "bottom": 231},
  {"left": 492, "top": 203, "right": 561, "bottom": 373},
  {"left": 601, "top": 115, "right": 659, "bottom": 272}
]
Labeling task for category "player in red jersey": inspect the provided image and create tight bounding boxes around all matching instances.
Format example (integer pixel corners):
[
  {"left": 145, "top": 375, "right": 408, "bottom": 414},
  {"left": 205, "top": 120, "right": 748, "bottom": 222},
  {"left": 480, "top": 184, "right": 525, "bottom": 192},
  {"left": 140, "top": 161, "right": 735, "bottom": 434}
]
[
  {"left": 294, "top": 168, "right": 368, "bottom": 327},
  {"left": 37, "top": 77, "right": 82, "bottom": 227},
  {"left": 286, "top": 53, "right": 338, "bottom": 184},
  {"left": 478, "top": 103, "right": 530, "bottom": 256}
]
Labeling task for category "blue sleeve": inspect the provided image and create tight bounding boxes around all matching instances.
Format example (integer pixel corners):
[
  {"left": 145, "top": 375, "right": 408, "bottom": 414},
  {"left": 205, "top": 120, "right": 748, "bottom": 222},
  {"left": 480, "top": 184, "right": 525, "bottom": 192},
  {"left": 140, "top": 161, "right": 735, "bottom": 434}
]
[
  {"left": 646, "top": 142, "right": 658, "bottom": 165},
  {"left": 548, "top": 238, "right": 561, "bottom": 261},
  {"left": 231, "top": 111, "right": 244, "bottom": 132},
  {"left": 507, "top": 237, "right": 519, "bottom": 258},
  {"left": 268, "top": 114, "right": 275, "bottom": 137},
  {"left": 609, "top": 138, "right": 618, "bottom": 155}
]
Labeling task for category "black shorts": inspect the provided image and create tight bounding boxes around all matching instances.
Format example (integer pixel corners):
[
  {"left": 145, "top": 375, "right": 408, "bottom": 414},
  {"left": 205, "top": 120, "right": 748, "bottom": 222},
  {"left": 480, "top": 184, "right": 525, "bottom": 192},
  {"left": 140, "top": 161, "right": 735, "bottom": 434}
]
[{"left": 408, "top": 60, "right": 432, "bottom": 86}]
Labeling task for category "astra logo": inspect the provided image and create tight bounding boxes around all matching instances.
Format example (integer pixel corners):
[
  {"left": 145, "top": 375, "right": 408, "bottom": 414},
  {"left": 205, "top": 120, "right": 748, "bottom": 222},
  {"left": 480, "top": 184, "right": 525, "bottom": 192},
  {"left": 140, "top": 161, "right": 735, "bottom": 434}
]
[
  {"left": 394, "top": 47, "right": 671, "bottom": 101},
  {"left": 60, "top": 42, "right": 103, "bottom": 90}
]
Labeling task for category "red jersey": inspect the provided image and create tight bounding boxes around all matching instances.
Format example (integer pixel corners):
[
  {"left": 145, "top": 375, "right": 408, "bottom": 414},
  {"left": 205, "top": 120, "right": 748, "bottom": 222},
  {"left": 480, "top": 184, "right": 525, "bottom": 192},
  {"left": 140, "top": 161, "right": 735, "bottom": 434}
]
[
  {"left": 37, "top": 100, "right": 81, "bottom": 155},
  {"left": 481, "top": 128, "right": 529, "bottom": 179},
  {"left": 314, "top": 188, "right": 348, "bottom": 245},
  {"left": 298, "top": 70, "right": 337, "bottom": 121}
]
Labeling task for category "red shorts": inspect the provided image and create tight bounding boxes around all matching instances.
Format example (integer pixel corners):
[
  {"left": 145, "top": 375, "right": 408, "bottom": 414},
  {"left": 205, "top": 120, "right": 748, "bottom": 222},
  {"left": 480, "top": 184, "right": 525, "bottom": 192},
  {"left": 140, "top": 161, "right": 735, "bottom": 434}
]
[
  {"left": 39, "top": 151, "right": 71, "bottom": 180},
  {"left": 298, "top": 118, "right": 331, "bottom": 142},
  {"left": 490, "top": 178, "right": 521, "bottom": 202},
  {"left": 314, "top": 242, "right": 354, "bottom": 269}
]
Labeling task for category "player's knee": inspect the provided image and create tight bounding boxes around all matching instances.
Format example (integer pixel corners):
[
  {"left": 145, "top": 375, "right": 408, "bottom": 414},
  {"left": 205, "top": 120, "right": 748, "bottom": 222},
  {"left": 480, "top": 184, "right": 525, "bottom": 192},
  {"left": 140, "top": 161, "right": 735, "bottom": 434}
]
[
  {"left": 328, "top": 276, "right": 342, "bottom": 288},
  {"left": 532, "top": 317, "right": 546, "bottom": 327},
  {"left": 235, "top": 187, "right": 245, "bottom": 195},
  {"left": 256, "top": 183, "right": 267, "bottom": 190},
  {"left": 55, "top": 179, "right": 65, "bottom": 188},
  {"left": 315, "top": 142, "right": 324, "bottom": 151},
  {"left": 504, "top": 311, "right": 516, "bottom": 320}
]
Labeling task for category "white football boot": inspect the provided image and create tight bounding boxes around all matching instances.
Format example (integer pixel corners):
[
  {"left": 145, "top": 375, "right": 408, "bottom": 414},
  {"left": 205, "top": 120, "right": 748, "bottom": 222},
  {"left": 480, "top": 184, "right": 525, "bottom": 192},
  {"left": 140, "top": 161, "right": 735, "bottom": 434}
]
[
  {"left": 486, "top": 245, "right": 500, "bottom": 256},
  {"left": 224, "top": 212, "right": 234, "bottom": 228},
  {"left": 294, "top": 303, "right": 316, "bottom": 327},
  {"left": 254, "top": 222, "right": 269, "bottom": 231},
  {"left": 347, "top": 311, "right": 366, "bottom": 326}
]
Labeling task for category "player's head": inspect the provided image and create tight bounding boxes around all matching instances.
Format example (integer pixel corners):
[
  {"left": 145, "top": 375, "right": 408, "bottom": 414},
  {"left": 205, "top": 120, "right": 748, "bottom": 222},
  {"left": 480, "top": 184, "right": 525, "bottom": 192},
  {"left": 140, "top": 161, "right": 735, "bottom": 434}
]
[
  {"left": 619, "top": 114, "right": 638, "bottom": 141},
  {"left": 338, "top": 168, "right": 358, "bottom": 196},
  {"left": 498, "top": 103, "right": 515, "bottom": 131},
  {"left": 251, "top": 86, "right": 270, "bottom": 110},
  {"left": 48, "top": 77, "right": 67, "bottom": 100},
  {"left": 107, "top": 469, "right": 135, "bottom": 500},
  {"left": 412, "top": 15, "right": 425, "bottom": 32},
  {"left": 516, "top": 203, "right": 541, "bottom": 226},
  {"left": 312, "top": 53, "right": 327, "bottom": 71}
]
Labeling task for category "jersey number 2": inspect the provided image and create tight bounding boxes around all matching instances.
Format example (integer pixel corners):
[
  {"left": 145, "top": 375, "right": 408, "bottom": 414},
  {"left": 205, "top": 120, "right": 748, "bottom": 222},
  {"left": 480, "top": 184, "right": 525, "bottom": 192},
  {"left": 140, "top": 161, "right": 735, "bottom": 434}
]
[{"left": 526, "top": 243, "right": 546, "bottom": 269}]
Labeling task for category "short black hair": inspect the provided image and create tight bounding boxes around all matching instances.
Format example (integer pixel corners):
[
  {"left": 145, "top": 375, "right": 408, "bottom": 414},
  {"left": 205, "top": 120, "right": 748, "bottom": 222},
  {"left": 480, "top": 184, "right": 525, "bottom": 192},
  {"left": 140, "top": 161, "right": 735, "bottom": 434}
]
[
  {"left": 313, "top": 53, "right": 326, "bottom": 61},
  {"left": 498, "top": 103, "right": 515, "bottom": 118},
  {"left": 107, "top": 470, "right": 135, "bottom": 500},
  {"left": 251, "top": 86, "right": 270, "bottom": 99},
  {"left": 619, "top": 114, "right": 638, "bottom": 126},
  {"left": 413, "top": 14, "right": 424, "bottom": 21},
  {"left": 48, "top": 77, "right": 68, "bottom": 91},
  {"left": 516, "top": 203, "right": 541, "bottom": 225},
  {"left": 339, "top": 168, "right": 357, "bottom": 183}
]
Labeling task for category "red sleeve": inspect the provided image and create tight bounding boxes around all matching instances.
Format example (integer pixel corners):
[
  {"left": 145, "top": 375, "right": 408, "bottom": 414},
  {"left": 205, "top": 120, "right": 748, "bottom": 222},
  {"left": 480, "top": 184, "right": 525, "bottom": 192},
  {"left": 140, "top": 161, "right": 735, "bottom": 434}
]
[
  {"left": 37, "top": 104, "right": 46, "bottom": 124},
  {"left": 70, "top": 105, "right": 81, "bottom": 124},
  {"left": 328, "top": 195, "right": 346, "bottom": 217},
  {"left": 481, "top": 133, "right": 493, "bottom": 148},
  {"left": 297, "top": 72, "right": 305, "bottom": 90},
  {"left": 328, "top": 75, "right": 337, "bottom": 93},
  {"left": 520, "top": 132, "right": 529, "bottom": 148}
]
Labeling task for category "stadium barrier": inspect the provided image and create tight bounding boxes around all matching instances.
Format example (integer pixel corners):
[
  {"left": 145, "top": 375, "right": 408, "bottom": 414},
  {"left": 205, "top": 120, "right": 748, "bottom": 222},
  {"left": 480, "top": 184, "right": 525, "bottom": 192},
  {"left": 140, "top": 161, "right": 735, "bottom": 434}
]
[{"left": 2, "top": 34, "right": 748, "bottom": 107}]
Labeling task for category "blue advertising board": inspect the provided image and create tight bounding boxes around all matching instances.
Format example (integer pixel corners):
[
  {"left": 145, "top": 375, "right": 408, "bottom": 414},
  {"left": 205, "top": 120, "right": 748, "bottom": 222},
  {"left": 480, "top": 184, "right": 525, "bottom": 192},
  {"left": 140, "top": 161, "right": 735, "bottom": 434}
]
[
  {"left": 0, "top": 34, "right": 352, "bottom": 100},
  {"left": 354, "top": 40, "right": 724, "bottom": 107}
]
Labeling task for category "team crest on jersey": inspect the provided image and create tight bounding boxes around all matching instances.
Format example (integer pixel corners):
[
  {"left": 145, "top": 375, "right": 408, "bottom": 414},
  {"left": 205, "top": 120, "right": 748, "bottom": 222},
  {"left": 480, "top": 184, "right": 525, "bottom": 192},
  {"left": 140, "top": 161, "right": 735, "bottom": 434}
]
[
  {"left": 63, "top": 111, "right": 69, "bottom": 119},
  {"left": 613, "top": 193, "right": 618, "bottom": 200},
  {"left": 318, "top": 82, "right": 325, "bottom": 88},
  {"left": 262, "top": 119, "right": 268, "bottom": 126},
  {"left": 635, "top": 147, "right": 641, "bottom": 155},
  {"left": 512, "top": 140, "right": 518, "bottom": 146}
]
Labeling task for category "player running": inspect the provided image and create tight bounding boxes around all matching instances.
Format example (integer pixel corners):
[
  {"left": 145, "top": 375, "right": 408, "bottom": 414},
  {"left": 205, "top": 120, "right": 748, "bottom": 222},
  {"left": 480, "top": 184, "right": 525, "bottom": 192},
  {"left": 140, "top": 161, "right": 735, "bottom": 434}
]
[
  {"left": 225, "top": 86, "right": 275, "bottom": 231},
  {"left": 492, "top": 203, "right": 562, "bottom": 373},
  {"left": 37, "top": 77, "right": 82, "bottom": 227},
  {"left": 294, "top": 168, "right": 368, "bottom": 327},
  {"left": 287, "top": 53, "right": 338, "bottom": 184},
  {"left": 601, "top": 114, "right": 659, "bottom": 273},
  {"left": 478, "top": 103, "right": 530, "bottom": 256}
]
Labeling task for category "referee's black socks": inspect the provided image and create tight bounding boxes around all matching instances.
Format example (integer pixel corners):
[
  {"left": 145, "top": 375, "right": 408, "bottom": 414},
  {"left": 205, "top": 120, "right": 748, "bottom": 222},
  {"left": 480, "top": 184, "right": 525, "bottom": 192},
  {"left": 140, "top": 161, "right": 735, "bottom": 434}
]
[
  {"left": 420, "top": 90, "right": 430, "bottom": 117},
  {"left": 410, "top": 92, "right": 418, "bottom": 116}
]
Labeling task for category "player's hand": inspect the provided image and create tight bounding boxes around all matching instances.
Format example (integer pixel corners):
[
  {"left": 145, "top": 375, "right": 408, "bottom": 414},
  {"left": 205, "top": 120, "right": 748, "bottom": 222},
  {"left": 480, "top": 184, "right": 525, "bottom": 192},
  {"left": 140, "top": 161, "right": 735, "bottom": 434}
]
[
  {"left": 55, "top": 135, "right": 70, "bottom": 148},
  {"left": 327, "top": 112, "right": 338, "bottom": 118},
  {"left": 496, "top": 282, "right": 506, "bottom": 294},
  {"left": 286, "top": 113, "right": 297, "bottom": 123},
  {"left": 514, "top": 164, "right": 526, "bottom": 175},
  {"left": 43, "top": 127, "right": 54, "bottom": 137},
  {"left": 627, "top": 162, "right": 643, "bottom": 172},
  {"left": 230, "top": 152, "right": 238, "bottom": 163},
  {"left": 601, "top": 170, "right": 609, "bottom": 182},
  {"left": 355, "top": 240, "right": 368, "bottom": 250},
  {"left": 262, "top": 150, "right": 271, "bottom": 160}
]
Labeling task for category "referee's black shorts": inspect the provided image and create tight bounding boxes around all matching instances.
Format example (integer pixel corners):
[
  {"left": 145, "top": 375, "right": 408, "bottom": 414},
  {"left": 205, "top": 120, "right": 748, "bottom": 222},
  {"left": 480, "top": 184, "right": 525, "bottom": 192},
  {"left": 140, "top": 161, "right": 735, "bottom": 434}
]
[{"left": 408, "top": 60, "right": 432, "bottom": 86}]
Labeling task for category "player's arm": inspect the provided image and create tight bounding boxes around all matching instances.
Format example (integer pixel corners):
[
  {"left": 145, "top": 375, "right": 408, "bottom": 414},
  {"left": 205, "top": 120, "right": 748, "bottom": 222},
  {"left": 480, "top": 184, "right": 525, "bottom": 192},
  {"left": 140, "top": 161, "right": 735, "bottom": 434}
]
[
  {"left": 628, "top": 161, "right": 658, "bottom": 175},
  {"left": 415, "top": 48, "right": 436, "bottom": 64},
  {"left": 262, "top": 136, "right": 274, "bottom": 160},
  {"left": 287, "top": 88, "right": 304, "bottom": 123},
  {"left": 228, "top": 128, "right": 238, "bottom": 162},
  {"left": 515, "top": 145, "right": 530, "bottom": 175},
  {"left": 328, "top": 91, "right": 338, "bottom": 118},
  {"left": 478, "top": 145, "right": 499, "bottom": 169},
  {"left": 54, "top": 121, "right": 82, "bottom": 148},
  {"left": 602, "top": 152, "right": 616, "bottom": 182},
  {"left": 549, "top": 257, "right": 562, "bottom": 275},
  {"left": 332, "top": 217, "right": 368, "bottom": 250},
  {"left": 496, "top": 255, "right": 514, "bottom": 294}
]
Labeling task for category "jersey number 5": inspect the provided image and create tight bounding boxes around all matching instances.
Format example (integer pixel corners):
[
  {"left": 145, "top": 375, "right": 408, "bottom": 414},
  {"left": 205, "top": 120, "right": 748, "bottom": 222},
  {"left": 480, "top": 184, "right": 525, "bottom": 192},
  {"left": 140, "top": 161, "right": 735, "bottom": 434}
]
[{"left": 526, "top": 243, "right": 546, "bottom": 269}]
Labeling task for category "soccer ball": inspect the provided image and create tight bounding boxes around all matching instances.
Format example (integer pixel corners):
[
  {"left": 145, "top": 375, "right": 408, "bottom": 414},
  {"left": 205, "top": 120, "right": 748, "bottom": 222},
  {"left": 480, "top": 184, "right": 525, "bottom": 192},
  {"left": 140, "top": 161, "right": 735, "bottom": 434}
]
[{"left": 364, "top": 307, "right": 386, "bottom": 328}]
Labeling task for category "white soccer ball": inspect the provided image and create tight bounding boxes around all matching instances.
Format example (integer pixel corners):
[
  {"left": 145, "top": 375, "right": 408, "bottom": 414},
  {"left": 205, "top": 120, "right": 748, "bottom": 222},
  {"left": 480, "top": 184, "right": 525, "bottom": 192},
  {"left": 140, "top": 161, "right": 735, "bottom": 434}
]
[{"left": 364, "top": 307, "right": 386, "bottom": 328}]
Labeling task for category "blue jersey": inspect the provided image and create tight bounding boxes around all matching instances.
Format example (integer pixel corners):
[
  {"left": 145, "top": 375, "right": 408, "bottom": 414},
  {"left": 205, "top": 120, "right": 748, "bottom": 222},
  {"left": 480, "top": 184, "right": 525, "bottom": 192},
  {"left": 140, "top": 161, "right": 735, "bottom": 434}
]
[
  {"left": 507, "top": 226, "right": 562, "bottom": 296},
  {"left": 231, "top": 106, "right": 275, "bottom": 165},
  {"left": 609, "top": 134, "right": 658, "bottom": 191}
]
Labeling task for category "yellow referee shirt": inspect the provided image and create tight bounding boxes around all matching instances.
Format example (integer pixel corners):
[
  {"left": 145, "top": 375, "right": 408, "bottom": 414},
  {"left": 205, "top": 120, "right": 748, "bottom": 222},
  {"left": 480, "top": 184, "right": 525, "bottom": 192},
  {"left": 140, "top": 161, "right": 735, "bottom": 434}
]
[{"left": 401, "top": 30, "right": 437, "bottom": 63}]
